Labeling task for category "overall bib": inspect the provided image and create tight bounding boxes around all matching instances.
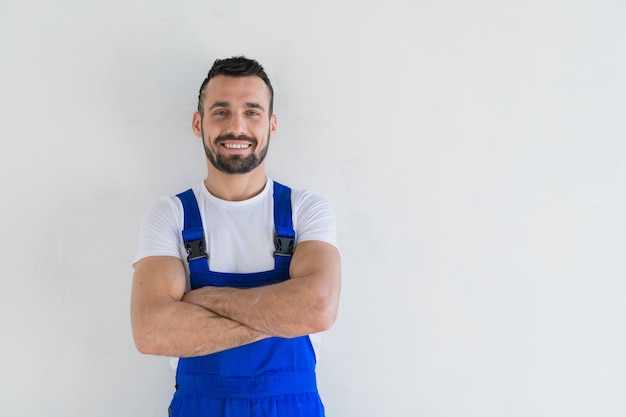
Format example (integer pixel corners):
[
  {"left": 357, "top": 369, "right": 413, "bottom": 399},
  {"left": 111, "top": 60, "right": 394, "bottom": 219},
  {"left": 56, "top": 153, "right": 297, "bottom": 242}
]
[{"left": 168, "top": 181, "right": 325, "bottom": 417}]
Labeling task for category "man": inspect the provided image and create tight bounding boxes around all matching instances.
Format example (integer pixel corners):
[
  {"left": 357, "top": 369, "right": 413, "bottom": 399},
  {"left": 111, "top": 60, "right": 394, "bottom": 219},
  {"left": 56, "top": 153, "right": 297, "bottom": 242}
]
[{"left": 130, "top": 56, "right": 341, "bottom": 417}]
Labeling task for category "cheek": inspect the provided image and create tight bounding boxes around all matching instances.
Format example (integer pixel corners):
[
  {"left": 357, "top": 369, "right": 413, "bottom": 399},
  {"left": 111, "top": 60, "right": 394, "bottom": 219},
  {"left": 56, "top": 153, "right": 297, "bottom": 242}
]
[
  {"left": 255, "top": 121, "right": 271, "bottom": 135},
  {"left": 203, "top": 123, "right": 222, "bottom": 138}
]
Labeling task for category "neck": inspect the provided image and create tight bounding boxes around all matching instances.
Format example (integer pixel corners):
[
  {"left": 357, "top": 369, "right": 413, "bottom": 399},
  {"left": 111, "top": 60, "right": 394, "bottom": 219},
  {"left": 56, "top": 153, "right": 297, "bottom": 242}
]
[{"left": 203, "top": 165, "right": 268, "bottom": 201}]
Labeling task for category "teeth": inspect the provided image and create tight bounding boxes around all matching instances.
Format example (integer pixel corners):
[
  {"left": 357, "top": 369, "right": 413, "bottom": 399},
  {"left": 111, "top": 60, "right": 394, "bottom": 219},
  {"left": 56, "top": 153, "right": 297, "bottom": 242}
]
[{"left": 224, "top": 143, "right": 250, "bottom": 149}]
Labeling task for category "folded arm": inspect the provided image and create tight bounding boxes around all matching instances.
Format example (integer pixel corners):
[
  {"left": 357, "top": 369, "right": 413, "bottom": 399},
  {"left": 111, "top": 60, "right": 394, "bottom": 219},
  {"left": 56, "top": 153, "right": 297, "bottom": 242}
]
[
  {"left": 130, "top": 256, "right": 270, "bottom": 357},
  {"left": 182, "top": 240, "right": 342, "bottom": 338}
]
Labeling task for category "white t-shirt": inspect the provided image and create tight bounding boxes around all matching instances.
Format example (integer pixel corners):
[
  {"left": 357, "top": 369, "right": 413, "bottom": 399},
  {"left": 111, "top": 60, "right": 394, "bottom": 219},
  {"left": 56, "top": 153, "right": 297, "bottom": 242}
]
[{"left": 133, "top": 178, "right": 338, "bottom": 364}]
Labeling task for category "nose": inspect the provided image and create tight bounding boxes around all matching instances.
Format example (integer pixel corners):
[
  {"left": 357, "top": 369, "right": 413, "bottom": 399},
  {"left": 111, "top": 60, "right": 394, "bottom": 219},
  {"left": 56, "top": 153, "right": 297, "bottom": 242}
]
[{"left": 228, "top": 113, "right": 247, "bottom": 136}]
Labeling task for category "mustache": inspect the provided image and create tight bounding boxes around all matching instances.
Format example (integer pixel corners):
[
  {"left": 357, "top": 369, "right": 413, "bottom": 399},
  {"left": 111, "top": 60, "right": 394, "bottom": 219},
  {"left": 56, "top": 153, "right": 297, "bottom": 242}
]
[{"left": 215, "top": 134, "right": 257, "bottom": 146}]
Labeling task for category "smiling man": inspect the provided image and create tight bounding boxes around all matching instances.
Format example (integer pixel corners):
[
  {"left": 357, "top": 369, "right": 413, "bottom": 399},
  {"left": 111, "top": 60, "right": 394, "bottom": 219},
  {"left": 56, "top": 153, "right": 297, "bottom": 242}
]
[
  {"left": 130, "top": 57, "right": 341, "bottom": 417},
  {"left": 198, "top": 74, "right": 273, "bottom": 176}
]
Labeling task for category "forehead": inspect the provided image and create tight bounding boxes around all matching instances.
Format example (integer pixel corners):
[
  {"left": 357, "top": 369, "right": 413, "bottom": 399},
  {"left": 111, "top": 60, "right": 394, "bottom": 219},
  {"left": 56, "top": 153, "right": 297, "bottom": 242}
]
[{"left": 204, "top": 75, "right": 271, "bottom": 108}]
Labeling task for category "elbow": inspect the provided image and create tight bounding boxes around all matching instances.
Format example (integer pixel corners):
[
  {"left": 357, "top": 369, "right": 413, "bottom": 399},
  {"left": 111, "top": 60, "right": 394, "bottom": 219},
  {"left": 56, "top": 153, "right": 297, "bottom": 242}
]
[
  {"left": 133, "top": 328, "right": 172, "bottom": 356},
  {"left": 311, "top": 269, "right": 341, "bottom": 333},
  {"left": 131, "top": 301, "right": 174, "bottom": 356},
  {"left": 279, "top": 296, "right": 338, "bottom": 339},
  {"left": 132, "top": 326, "right": 157, "bottom": 355},
  {"left": 316, "top": 304, "right": 338, "bottom": 332},
  {"left": 133, "top": 332, "right": 155, "bottom": 355},
  {"left": 131, "top": 314, "right": 163, "bottom": 355},
  {"left": 304, "top": 278, "right": 340, "bottom": 333},
  {"left": 309, "top": 293, "right": 339, "bottom": 333}
]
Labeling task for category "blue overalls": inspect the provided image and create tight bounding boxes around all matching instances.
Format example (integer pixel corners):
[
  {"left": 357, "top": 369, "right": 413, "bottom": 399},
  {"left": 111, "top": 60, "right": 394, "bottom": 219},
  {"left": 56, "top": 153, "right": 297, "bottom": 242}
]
[{"left": 168, "top": 181, "right": 325, "bottom": 417}]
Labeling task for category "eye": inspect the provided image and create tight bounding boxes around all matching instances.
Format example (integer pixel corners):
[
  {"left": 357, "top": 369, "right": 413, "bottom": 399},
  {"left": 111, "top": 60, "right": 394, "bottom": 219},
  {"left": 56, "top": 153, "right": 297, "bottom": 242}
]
[
  {"left": 213, "top": 110, "right": 228, "bottom": 116},
  {"left": 246, "top": 110, "right": 260, "bottom": 116}
]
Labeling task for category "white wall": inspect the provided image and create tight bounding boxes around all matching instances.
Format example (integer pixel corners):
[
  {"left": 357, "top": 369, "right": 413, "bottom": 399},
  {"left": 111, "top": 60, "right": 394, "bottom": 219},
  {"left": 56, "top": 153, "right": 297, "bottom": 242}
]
[{"left": 1, "top": 1, "right": 625, "bottom": 416}]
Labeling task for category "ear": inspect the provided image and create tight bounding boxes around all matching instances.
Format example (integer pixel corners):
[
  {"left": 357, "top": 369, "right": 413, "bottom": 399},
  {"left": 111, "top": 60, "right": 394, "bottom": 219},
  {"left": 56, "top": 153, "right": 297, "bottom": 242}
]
[
  {"left": 192, "top": 111, "right": 202, "bottom": 138},
  {"left": 269, "top": 114, "right": 277, "bottom": 139}
]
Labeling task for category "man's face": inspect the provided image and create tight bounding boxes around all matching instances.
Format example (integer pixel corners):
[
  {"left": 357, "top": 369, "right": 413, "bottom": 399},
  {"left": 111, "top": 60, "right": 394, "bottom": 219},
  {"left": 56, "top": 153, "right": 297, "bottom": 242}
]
[{"left": 193, "top": 75, "right": 276, "bottom": 175}]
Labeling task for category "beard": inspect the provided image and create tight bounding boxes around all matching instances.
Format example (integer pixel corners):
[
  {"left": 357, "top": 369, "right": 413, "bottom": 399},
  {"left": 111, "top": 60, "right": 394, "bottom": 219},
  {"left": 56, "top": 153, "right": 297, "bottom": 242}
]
[{"left": 202, "top": 128, "right": 270, "bottom": 174}]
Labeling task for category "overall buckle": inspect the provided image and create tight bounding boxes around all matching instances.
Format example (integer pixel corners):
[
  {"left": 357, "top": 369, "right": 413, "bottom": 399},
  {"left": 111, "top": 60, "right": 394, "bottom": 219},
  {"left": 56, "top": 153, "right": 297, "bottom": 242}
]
[
  {"left": 185, "top": 239, "right": 207, "bottom": 261},
  {"left": 274, "top": 232, "right": 295, "bottom": 257}
]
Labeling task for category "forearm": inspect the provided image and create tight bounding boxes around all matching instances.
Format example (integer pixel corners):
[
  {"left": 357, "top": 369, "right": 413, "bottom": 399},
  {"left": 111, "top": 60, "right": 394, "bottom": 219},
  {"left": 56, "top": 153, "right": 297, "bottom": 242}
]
[
  {"left": 182, "top": 241, "right": 341, "bottom": 338},
  {"left": 182, "top": 281, "right": 327, "bottom": 338},
  {"left": 130, "top": 256, "right": 270, "bottom": 357},
  {"left": 132, "top": 297, "right": 270, "bottom": 357}
]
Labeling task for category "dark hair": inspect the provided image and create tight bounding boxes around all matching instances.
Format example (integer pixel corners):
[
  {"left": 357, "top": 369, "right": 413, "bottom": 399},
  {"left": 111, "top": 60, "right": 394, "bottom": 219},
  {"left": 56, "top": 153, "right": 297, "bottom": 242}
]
[{"left": 197, "top": 56, "right": 274, "bottom": 116}]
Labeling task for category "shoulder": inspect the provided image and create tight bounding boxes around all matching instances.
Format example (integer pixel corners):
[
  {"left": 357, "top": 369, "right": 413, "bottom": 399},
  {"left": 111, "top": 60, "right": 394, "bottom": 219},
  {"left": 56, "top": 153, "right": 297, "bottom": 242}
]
[
  {"left": 288, "top": 185, "right": 334, "bottom": 221},
  {"left": 133, "top": 190, "right": 188, "bottom": 267},
  {"left": 292, "top": 188, "right": 330, "bottom": 211},
  {"left": 144, "top": 193, "right": 183, "bottom": 225},
  {"left": 272, "top": 180, "right": 332, "bottom": 212},
  {"left": 140, "top": 182, "right": 208, "bottom": 235}
]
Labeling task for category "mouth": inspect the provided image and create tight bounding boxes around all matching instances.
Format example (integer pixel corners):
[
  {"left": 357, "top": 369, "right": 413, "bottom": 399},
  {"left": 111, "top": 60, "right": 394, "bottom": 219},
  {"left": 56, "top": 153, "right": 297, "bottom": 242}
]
[{"left": 222, "top": 143, "right": 251, "bottom": 149}]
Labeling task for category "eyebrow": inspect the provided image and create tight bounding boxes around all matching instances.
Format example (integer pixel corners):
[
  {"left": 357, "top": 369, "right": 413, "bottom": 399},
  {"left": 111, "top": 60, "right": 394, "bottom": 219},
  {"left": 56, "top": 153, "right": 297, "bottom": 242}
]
[
  {"left": 208, "top": 101, "right": 230, "bottom": 110},
  {"left": 245, "top": 102, "right": 265, "bottom": 111},
  {"left": 208, "top": 101, "right": 265, "bottom": 112}
]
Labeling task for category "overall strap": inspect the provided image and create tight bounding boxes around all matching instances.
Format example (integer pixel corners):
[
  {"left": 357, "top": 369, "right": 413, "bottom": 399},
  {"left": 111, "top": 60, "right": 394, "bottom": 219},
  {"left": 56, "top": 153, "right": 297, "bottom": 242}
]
[
  {"left": 273, "top": 181, "right": 295, "bottom": 273},
  {"left": 176, "top": 189, "right": 209, "bottom": 275},
  {"left": 176, "top": 182, "right": 295, "bottom": 275}
]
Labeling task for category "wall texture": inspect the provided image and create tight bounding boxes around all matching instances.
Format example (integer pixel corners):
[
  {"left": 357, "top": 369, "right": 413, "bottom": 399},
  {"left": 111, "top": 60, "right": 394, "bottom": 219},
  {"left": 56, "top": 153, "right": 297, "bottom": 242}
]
[{"left": 1, "top": 0, "right": 625, "bottom": 416}]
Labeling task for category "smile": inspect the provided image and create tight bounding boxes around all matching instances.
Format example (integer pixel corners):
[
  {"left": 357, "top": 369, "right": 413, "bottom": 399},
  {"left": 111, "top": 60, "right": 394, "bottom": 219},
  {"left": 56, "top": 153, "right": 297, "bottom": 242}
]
[{"left": 223, "top": 143, "right": 251, "bottom": 149}]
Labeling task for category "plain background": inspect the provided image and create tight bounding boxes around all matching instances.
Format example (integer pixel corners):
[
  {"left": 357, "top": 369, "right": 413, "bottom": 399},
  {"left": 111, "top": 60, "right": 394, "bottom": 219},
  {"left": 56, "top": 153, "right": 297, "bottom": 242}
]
[{"left": 1, "top": 0, "right": 625, "bottom": 416}]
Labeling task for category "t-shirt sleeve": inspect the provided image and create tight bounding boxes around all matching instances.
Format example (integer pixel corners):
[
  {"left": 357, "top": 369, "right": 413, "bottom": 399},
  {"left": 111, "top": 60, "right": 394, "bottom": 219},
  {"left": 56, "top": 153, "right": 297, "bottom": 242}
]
[
  {"left": 293, "top": 190, "right": 339, "bottom": 249},
  {"left": 132, "top": 196, "right": 184, "bottom": 267}
]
